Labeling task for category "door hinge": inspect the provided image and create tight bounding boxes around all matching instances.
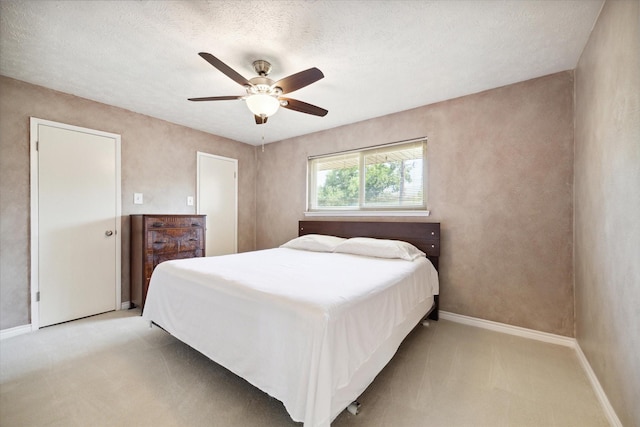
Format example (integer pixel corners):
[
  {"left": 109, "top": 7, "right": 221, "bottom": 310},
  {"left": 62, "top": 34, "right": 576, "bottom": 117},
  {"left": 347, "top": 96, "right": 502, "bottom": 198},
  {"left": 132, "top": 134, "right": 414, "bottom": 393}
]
[
  {"left": 234, "top": 171, "right": 237, "bottom": 179},
  {"left": 36, "top": 141, "right": 39, "bottom": 151},
  {"left": 36, "top": 291, "right": 40, "bottom": 302}
]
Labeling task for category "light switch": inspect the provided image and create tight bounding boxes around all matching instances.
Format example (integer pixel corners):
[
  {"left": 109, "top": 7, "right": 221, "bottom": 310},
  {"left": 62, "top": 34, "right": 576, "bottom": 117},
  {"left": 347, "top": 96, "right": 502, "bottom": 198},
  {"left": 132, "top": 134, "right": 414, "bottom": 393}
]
[
  {"left": 187, "top": 196, "right": 194, "bottom": 206},
  {"left": 133, "top": 193, "right": 143, "bottom": 204}
]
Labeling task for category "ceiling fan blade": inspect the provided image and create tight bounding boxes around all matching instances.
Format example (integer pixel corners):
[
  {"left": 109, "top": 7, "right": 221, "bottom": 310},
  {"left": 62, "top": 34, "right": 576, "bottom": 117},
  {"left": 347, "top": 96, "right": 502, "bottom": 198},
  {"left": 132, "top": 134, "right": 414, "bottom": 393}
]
[
  {"left": 274, "top": 68, "right": 324, "bottom": 94},
  {"left": 198, "top": 52, "right": 252, "bottom": 87},
  {"left": 280, "top": 98, "right": 328, "bottom": 117},
  {"left": 188, "top": 96, "right": 244, "bottom": 102}
]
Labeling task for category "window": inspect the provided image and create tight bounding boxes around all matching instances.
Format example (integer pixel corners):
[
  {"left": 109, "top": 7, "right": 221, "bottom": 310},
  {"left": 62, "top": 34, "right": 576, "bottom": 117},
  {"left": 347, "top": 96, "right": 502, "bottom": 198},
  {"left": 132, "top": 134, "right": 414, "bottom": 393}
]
[{"left": 308, "top": 138, "right": 427, "bottom": 212}]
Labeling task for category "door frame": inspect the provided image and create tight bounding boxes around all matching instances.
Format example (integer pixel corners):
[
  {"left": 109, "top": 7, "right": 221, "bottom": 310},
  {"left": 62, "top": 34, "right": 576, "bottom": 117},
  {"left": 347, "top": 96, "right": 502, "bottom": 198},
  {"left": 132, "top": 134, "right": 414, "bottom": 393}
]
[
  {"left": 196, "top": 152, "right": 238, "bottom": 255},
  {"left": 30, "top": 117, "right": 122, "bottom": 330}
]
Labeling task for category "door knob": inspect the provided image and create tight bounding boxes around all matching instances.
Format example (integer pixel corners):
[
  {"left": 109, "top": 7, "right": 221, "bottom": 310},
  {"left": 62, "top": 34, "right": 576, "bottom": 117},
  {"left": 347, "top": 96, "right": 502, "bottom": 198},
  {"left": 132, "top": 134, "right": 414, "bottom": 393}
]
[{"left": 105, "top": 230, "right": 114, "bottom": 237}]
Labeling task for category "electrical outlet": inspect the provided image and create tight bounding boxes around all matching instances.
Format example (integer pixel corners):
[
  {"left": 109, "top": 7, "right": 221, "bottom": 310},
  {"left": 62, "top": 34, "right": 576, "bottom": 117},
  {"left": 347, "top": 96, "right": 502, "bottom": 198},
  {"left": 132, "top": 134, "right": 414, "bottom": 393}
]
[{"left": 133, "top": 193, "right": 143, "bottom": 204}]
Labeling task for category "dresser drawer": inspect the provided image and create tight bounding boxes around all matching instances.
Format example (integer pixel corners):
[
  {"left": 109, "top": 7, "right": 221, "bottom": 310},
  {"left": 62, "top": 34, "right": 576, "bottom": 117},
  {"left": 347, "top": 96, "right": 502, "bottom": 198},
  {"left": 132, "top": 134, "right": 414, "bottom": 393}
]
[
  {"left": 154, "top": 249, "right": 203, "bottom": 268},
  {"left": 147, "top": 228, "right": 203, "bottom": 253},
  {"left": 144, "top": 216, "right": 205, "bottom": 229}
]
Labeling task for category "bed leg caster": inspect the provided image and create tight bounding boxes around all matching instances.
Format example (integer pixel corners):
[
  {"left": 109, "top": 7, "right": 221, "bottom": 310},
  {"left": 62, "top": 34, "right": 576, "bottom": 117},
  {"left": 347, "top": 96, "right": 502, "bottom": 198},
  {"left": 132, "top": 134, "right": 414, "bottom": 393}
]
[
  {"left": 421, "top": 320, "right": 430, "bottom": 327},
  {"left": 347, "top": 401, "right": 361, "bottom": 416}
]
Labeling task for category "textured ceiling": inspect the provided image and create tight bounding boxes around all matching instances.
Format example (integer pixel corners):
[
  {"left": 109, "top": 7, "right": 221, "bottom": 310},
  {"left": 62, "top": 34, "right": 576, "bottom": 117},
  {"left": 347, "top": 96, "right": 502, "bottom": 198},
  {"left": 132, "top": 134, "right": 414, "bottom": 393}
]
[{"left": 0, "top": 1, "right": 603, "bottom": 145}]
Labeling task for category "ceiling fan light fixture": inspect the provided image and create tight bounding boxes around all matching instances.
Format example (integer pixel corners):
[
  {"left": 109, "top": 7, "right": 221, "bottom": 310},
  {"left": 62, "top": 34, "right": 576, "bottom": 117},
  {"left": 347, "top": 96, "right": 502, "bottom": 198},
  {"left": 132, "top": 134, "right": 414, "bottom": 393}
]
[{"left": 246, "top": 93, "right": 280, "bottom": 117}]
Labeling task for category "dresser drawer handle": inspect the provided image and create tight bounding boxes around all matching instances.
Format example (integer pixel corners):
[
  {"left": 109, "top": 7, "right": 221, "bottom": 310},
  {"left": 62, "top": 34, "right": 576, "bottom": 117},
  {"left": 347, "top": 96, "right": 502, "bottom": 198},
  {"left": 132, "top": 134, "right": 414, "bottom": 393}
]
[
  {"left": 191, "top": 223, "right": 200, "bottom": 227},
  {"left": 189, "top": 238, "right": 197, "bottom": 241},
  {"left": 152, "top": 222, "right": 164, "bottom": 227}
]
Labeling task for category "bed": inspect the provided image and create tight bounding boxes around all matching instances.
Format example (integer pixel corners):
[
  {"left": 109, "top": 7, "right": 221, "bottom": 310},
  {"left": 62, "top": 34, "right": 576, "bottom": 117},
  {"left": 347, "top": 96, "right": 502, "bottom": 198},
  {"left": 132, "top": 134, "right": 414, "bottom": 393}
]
[{"left": 142, "top": 220, "right": 440, "bottom": 427}]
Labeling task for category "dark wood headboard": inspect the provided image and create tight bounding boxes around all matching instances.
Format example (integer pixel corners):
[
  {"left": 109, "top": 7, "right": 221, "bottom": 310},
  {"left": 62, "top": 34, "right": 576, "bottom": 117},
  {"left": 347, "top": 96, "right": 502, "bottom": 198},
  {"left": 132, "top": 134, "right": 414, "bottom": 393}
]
[{"left": 298, "top": 220, "right": 440, "bottom": 271}]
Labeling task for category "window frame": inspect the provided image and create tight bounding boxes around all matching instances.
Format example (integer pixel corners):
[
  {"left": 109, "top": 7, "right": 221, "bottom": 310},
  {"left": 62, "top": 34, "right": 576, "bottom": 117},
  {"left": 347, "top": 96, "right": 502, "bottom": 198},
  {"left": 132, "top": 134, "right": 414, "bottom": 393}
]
[{"left": 306, "top": 137, "right": 428, "bottom": 215}]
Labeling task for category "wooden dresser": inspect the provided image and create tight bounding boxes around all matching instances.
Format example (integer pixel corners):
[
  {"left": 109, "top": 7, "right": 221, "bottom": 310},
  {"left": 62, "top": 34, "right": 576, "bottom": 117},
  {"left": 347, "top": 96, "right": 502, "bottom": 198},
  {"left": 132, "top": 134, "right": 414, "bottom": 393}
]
[{"left": 130, "top": 214, "right": 206, "bottom": 310}]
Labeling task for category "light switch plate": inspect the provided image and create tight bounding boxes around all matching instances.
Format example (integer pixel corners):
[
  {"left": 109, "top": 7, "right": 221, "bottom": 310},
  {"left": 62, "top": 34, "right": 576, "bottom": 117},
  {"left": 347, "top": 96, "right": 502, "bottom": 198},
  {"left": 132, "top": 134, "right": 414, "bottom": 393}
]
[
  {"left": 187, "top": 196, "right": 194, "bottom": 206},
  {"left": 133, "top": 193, "right": 143, "bottom": 204}
]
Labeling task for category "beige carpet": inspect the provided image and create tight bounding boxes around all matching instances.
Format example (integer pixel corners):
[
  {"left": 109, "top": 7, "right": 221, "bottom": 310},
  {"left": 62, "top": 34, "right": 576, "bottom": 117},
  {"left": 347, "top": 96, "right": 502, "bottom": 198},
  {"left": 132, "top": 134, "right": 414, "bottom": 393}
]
[{"left": 0, "top": 309, "right": 608, "bottom": 426}]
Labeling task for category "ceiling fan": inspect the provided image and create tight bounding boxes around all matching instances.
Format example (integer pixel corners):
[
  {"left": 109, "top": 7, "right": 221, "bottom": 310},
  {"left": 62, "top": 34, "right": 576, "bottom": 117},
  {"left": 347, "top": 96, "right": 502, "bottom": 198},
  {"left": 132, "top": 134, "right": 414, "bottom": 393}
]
[{"left": 188, "top": 52, "right": 328, "bottom": 125}]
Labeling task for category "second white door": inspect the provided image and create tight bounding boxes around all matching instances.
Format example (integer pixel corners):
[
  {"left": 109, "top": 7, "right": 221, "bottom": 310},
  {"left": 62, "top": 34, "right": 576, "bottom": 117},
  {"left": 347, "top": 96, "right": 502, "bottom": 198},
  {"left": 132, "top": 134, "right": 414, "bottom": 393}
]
[{"left": 197, "top": 152, "right": 238, "bottom": 256}]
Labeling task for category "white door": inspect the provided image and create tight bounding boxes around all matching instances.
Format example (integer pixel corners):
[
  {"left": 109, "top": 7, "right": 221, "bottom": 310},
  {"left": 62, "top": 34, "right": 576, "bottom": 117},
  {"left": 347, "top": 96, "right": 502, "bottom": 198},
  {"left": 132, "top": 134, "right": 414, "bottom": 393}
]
[
  {"left": 32, "top": 118, "right": 121, "bottom": 328},
  {"left": 197, "top": 152, "right": 237, "bottom": 256}
]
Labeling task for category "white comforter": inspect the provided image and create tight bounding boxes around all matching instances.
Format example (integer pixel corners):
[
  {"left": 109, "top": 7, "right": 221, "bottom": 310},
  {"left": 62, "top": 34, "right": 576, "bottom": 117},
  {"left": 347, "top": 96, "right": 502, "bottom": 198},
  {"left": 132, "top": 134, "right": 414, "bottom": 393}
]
[{"left": 142, "top": 248, "right": 439, "bottom": 427}]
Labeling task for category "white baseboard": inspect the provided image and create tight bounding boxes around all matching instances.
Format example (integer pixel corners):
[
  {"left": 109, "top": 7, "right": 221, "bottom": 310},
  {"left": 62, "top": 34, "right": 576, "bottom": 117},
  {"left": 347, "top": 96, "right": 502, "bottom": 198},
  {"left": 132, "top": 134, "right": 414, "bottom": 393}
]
[
  {"left": 439, "top": 311, "right": 621, "bottom": 427},
  {"left": 0, "top": 324, "right": 32, "bottom": 340},
  {"left": 2, "top": 303, "right": 131, "bottom": 340},
  {"left": 574, "top": 343, "right": 623, "bottom": 427},
  {"left": 439, "top": 311, "right": 576, "bottom": 347}
]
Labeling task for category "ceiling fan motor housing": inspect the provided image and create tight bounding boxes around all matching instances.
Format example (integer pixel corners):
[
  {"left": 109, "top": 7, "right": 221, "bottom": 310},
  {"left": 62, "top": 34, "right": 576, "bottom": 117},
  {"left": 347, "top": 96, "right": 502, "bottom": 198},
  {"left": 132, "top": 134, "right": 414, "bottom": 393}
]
[{"left": 247, "top": 75, "right": 282, "bottom": 96}]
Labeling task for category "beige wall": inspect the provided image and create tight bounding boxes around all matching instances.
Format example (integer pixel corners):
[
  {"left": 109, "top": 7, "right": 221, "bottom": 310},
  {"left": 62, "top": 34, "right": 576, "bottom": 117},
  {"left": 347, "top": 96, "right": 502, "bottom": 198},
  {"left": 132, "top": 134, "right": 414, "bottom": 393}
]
[
  {"left": 0, "top": 76, "right": 257, "bottom": 330},
  {"left": 574, "top": 1, "right": 640, "bottom": 426},
  {"left": 256, "top": 71, "right": 575, "bottom": 336},
  {"left": 0, "top": 72, "right": 577, "bottom": 337}
]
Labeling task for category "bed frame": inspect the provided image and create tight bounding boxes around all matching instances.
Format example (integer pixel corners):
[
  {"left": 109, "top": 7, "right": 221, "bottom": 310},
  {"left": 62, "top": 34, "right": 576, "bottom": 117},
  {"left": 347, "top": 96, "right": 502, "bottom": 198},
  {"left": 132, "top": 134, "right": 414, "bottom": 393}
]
[{"left": 298, "top": 220, "right": 440, "bottom": 321}]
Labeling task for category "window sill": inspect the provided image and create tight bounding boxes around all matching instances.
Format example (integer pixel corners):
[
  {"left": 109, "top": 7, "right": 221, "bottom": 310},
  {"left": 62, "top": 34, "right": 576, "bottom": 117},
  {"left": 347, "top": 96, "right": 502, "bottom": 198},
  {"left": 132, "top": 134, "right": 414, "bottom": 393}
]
[{"left": 304, "top": 210, "right": 430, "bottom": 217}]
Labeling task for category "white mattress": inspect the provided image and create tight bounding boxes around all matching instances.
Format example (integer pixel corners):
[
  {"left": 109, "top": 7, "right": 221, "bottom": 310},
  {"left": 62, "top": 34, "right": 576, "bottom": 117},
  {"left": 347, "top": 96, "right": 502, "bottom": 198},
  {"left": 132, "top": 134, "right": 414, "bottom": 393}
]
[{"left": 142, "top": 247, "right": 439, "bottom": 427}]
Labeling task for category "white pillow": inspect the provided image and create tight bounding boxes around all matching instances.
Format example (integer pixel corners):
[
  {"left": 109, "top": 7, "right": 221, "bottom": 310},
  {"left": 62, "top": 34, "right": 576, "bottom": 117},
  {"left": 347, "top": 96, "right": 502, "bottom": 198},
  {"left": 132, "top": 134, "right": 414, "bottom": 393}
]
[
  {"left": 334, "top": 237, "right": 425, "bottom": 261},
  {"left": 280, "top": 234, "right": 347, "bottom": 252}
]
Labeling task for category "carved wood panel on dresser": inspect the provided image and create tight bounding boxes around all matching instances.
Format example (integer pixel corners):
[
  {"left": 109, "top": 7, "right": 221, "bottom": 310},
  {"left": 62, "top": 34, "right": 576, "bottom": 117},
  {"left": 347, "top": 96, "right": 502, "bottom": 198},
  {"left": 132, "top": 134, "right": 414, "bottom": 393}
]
[{"left": 130, "top": 214, "right": 206, "bottom": 310}]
